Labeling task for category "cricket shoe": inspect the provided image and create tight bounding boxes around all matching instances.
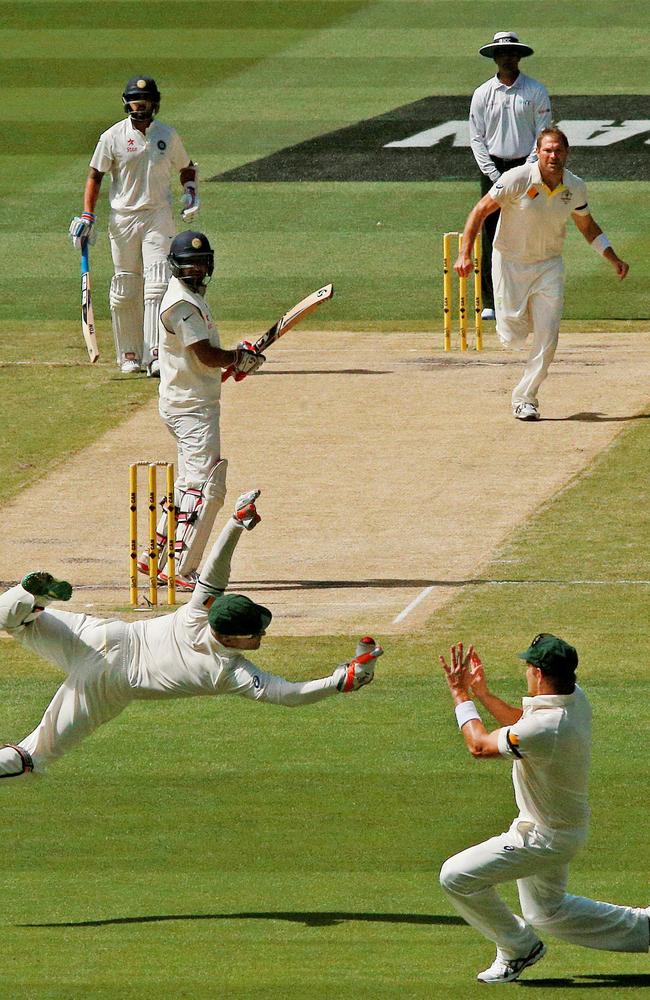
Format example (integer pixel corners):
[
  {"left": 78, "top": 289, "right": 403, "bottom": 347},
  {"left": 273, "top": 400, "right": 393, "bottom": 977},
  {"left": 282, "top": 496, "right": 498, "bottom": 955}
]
[
  {"left": 21, "top": 572, "right": 72, "bottom": 602},
  {"left": 481, "top": 307, "right": 496, "bottom": 321},
  {"left": 146, "top": 359, "right": 160, "bottom": 378},
  {"left": 513, "top": 402, "right": 540, "bottom": 421},
  {"left": 477, "top": 941, "right": 546, "bottom": 983},
  {"left": 120, "top": 356, "right": 142, "bottom": 374},
  {"left": 158, "top": 570, "right": 199, "bottom": 593}
]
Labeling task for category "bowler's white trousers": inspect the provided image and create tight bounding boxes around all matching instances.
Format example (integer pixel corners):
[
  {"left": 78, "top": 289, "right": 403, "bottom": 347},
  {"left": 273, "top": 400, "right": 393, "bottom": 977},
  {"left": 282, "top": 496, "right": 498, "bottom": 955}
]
[
  {"left": 440, "top": 818, "right": 649, "bottom": 958},
  {"left": 493, "top": 250, "right": 564, "bottom": 410}
]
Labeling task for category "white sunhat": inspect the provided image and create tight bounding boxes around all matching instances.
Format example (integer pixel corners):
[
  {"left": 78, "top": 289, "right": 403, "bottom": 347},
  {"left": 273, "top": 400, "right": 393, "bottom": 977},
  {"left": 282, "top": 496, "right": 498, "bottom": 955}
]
[{"left": 479, "top": 31, "right": 534, "bottom": 59}]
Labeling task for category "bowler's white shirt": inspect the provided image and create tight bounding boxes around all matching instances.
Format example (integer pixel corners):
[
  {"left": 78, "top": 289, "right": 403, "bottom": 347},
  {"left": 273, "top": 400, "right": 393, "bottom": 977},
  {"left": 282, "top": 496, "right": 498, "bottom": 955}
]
[
  {"left": 497, "top": 684, "right": 592, "bottom": 835},
  {"left": 490, "top": 162, "right": 590, "bottom": 264},
  {"left": 469, "top": 72, "right": 552, "bottom": 180},
  {"left": 90, "top": 119, "right": 189, "bottom": 212}
]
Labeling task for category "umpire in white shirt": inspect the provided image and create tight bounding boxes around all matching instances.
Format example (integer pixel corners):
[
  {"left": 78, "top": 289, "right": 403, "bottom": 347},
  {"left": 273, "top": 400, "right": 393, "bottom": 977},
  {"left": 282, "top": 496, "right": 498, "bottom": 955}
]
[
  {"left": 469, "top": 32, "right": 552, "bottom": 319},
  {"left": 439, "top": 635, "right": 649, "bottom": 984}
]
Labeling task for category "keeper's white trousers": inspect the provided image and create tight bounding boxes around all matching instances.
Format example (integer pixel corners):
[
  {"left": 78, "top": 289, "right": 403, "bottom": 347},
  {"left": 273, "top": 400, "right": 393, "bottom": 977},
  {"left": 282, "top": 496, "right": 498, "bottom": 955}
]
[
  {"left": 493, "top": 251, "right": 564, "bottom": 410},
  {"left": 0, "top": 586, "right": 132, "bottom": 772},
  {"left": 440, "top": 819, "right": 649, "bottom": 959}
]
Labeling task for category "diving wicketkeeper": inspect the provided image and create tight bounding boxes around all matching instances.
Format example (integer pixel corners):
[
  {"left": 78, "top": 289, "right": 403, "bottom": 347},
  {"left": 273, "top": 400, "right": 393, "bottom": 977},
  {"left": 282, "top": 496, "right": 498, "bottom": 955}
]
[{"left": 0, "top": 491, "right": 383, "bottom": 776}]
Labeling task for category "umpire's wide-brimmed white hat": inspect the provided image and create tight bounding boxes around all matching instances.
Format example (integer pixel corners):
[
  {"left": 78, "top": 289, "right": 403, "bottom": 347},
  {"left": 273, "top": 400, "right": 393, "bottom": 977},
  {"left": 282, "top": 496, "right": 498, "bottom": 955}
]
[{"left": 479, "top": 31, "right": 534, "bottom": 59}]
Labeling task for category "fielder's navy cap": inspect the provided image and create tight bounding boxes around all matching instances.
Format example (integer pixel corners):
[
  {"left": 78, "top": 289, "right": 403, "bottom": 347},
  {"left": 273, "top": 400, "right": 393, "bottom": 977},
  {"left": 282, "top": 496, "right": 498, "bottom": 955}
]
[{"left": 518, "top": 633, "right": 578, "bottom": 675}]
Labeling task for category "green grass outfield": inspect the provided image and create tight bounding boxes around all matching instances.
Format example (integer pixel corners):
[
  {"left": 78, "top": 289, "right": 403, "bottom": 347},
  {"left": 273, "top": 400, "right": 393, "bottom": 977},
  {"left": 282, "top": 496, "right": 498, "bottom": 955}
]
[
  {"left": 1, "top": 415, "right": 648, "bottom": 999},
  {"left": 0, "top": 2, "right": 649, "bottom": 996}
]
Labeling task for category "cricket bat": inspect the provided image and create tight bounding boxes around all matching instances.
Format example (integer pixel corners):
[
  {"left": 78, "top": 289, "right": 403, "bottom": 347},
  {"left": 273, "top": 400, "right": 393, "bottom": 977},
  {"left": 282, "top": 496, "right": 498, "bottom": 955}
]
[
  {"left": 222, "top": 282, "right": 334, "bottom": 383},
  {"left": 81, "top": 240, "right": 99, "bottom": 364}
]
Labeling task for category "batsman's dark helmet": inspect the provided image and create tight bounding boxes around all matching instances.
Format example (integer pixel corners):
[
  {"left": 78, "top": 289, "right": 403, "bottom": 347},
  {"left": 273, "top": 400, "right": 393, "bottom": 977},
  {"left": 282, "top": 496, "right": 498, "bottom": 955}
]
[
  {"left": 168, "top": 231, "right": 215, "bottom": 291},
  {"left": 122, "top": 76, "right": 161, "bottom": 121}
]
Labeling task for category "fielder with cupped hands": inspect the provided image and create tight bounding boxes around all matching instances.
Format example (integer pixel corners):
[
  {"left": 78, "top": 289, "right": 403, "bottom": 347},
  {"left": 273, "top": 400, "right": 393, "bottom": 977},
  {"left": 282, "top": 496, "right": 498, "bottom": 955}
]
[{"left": 438, "top": 638, "right": 649, "bottom": 985}]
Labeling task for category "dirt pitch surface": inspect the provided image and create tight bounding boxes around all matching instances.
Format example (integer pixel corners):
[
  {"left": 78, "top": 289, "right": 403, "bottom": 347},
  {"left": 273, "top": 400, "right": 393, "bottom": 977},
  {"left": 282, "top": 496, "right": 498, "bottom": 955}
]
[{"left": 2, "top": 331, "right": 650, "bottom": 636}]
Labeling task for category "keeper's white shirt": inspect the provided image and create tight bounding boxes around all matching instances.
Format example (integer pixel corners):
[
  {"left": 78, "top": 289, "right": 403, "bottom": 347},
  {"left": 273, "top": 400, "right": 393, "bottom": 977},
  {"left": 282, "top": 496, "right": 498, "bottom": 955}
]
[
  {"left": 158, "top": 276, "right": 222, "bottom": 411},
  {"left": 497, "top": 684, "right": 592, "bottom": 836},
  {"left": 90, "top": 119, "right": 190, "bottom": 212},
  {"left": 489, "top": 162, "right": 590, "bottom": 264},
  {"left": 469, "top": 72, "right": 552, "bottom": 180}
]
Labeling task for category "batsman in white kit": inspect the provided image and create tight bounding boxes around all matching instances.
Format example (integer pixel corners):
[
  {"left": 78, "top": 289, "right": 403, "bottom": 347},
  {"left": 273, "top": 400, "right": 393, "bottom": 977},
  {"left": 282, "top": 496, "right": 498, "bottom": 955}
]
[
  {"left": 0, "top": 492, "right": 383, "bottom": 777},
  {"left": 455, "top": 127, "right": 629, "bottom": 420},
  {"left": 69, "top": 76, "right": 199, "bottom": 375},
  {"left": 139, "top": 229, "right": 265, "bottom": 593},
  {"left": 439, "top": 635, "right": 649, "bottom": 983}
]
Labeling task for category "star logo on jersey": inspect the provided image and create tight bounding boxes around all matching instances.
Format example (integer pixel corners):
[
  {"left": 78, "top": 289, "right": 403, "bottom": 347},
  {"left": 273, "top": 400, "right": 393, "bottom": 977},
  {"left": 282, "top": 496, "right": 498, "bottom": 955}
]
[{"left": 127, "top": 138, "right": 136, "bottom": 150}]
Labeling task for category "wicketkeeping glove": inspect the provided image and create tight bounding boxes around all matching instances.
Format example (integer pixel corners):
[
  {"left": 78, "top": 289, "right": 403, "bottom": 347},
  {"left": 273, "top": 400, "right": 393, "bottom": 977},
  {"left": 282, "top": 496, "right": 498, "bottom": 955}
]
[
  {"left": 69, "top": 213, "right": 97, "bottom": 250},
  {"left": 233, "top": 489, "right": 261, "bottom": 530},
  {"left": 21, "top": 571, "right": 73, "bottom": 602},
  {"left": 233, "top": 342, "right": 266, "bottom": 375},
  {"left": 333, "top": 638, "right": 384, "bottom": 692}
]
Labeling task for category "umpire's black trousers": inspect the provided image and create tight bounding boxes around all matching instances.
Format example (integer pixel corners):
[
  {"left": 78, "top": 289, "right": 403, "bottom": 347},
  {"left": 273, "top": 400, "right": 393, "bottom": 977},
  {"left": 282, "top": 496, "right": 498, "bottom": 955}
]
[{"left": 479, "top": 156, "right": 527, "bottom": 309}]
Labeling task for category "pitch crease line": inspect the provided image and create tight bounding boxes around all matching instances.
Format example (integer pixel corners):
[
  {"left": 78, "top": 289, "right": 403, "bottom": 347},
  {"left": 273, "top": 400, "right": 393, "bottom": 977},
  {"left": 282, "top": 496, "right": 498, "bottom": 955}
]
[{"left": 392, "top": 586, "right": 435, "bottom": 624}]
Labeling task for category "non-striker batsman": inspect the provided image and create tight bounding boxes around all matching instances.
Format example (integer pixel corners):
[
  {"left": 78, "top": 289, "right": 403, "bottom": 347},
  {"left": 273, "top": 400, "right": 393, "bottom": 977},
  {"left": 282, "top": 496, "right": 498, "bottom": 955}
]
[{"left": 69, "top": 76, "right": 199, "bottom": 375}]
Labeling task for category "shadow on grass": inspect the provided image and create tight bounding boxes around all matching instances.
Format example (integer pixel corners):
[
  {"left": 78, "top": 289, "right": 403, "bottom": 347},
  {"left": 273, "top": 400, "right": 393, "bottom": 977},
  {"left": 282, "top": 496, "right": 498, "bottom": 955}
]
[
  {"left": 20, "top": 910, "right": 466, "bottom": 929},
  {"left": 546, "top": 412, "right": 650, "bottom": 423},
  {"left": 229, "top": 578, "right": 650, "bottom": 592},
  {"left": 521, "top": 973, "right": 650, "bottom": 989}
]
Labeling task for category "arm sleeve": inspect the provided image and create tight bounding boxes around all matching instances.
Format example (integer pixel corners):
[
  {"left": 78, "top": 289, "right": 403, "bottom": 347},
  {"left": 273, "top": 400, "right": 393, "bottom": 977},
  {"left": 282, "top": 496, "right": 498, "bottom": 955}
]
[
  {"left": 161, "top": 301, "right": 210, "bottom": 346},
  {"left": 533, "top": 85, "right": 553, "bottom": 134},
  {"left": 527, "top": 84, "right": 553, "bottom": 159},
  {"left": 170, "top": 131, "right": 191, "bottom": 172},
  {"left": 488, "top": 169, "right": 527, "bottom": 206},
  {"left": 488, "top": 177, "right": 510, "bottom": 205},
  {"left": 89, "top": 134, "right": 113, "bottom": 174},
  {"left": 469, "top": 91, "right": 499, "bottom": 180},
  {"left": 572, "top": 181, "right": 590, "bottom": 215},
  {"left": 497, "top": 713, "right": 555, "bottom": 759},
  {"left": 222, "top": 656, "right": 339, "bottom": 707},
  {"left": 190, "top": 518, "right": 243, "bottom": 608}
]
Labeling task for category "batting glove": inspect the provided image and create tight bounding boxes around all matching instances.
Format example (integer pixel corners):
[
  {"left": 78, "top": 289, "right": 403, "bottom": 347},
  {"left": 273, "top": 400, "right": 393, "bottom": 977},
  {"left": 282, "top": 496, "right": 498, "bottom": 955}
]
[
  {"left": 233, "top": 489, "right": 261, "bottom": 530},
  {"left": 333, "top": 644, "right": 384, "bottom": 692},
  {"left": 181, "top": 182, "right": 200, "bottom": 220},
  {"left": 233, "top": 342, "right": 266, "bottom": 375},
  {"left": 69, "top": 213, "right": 97, "bottom": 250}
]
